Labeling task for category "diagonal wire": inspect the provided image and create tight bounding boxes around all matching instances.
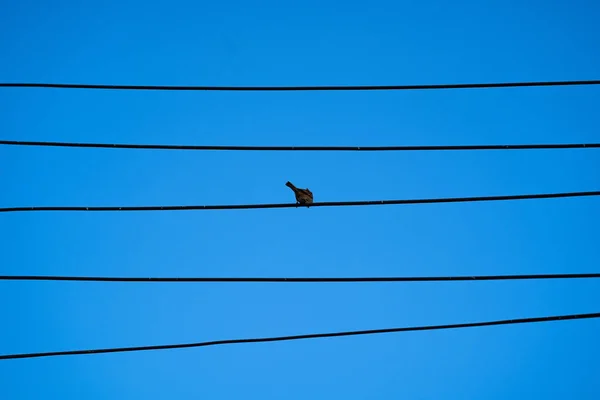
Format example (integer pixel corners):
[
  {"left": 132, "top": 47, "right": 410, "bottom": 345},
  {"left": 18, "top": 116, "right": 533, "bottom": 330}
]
[
  {"left": 1, "top": 79, "right": 600, "bottom": 91},
  {"left": 1, "top": 312, "right": 598, "bottom": 360},
  {"left": 1, "top": 273, "right": 600, "bottom": 283},
  {"left": 2, "top": 140, "right": 599, "bottom": 152},
  {"left": 1, "top": 190, "right": 598, "bottom": 213}
]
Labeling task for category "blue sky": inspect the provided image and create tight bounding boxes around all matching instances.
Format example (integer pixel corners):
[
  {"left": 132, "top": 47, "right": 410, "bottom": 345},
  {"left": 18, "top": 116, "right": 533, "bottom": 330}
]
[{"left": 1, "top": 0, "right": 599, "bottom": 398}]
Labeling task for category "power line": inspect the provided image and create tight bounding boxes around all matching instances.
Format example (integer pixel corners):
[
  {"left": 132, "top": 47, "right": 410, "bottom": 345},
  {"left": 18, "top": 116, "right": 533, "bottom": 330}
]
[
  {"left": 1, "top": 190, "right": 598, "bottom": 213},
  {"left": 1, "top": 312, "right": 597, "bottom": 360},
  {"left": 2, "top": 140, "right": 599, "bottom": 152},
  {"left": 2, "top": 273, "right": 599, "bottom": 283},
  {"left": 1, "top": 79, "right": 599, "bottom": 92}
]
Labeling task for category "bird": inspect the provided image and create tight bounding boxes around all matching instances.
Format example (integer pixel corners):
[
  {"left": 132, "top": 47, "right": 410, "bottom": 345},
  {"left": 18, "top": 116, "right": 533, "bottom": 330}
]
[{"left": 285, "top": 181, "right": 313, "bottom": 205}]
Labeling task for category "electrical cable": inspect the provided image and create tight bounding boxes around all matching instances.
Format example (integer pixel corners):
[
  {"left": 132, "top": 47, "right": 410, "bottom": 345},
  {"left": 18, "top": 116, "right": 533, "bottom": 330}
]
[
  {"left": 1, "top": 273, "right": 599, "bottom": 283},
  {"left": 2, "top": 140, "right": 599, "bottom": 152},
  {"left": 1, "top": 312, "right": 597, "bottom": 360},
  {"left": 2, "top": 190, "right": 598, "bottom": 213},
  {"left": 1, "top": 79, "right": 599, "bottom": 91}
]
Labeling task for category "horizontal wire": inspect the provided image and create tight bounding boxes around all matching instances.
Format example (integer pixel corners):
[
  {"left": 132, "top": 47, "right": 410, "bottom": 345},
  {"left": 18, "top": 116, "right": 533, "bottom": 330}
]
[
  {"left": 2, "top": 273, "right": 599, "bottom": 283},
  {"left": 2, "top": 140, "right": 599, "bottom": 152},
  {"left": 1, "top": 80, "right": 599, "bottom": 91},
  {"left": 1, "top": 312, "right": 597, "bottom": 360},
  {"left": 1, "top": 190, "right": 598, "bottom": 213}
]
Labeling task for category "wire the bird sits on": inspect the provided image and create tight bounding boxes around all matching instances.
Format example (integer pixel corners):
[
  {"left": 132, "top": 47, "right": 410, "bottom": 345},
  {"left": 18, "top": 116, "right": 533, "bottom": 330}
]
[
  {"left": 1, "top": 140, "right": 600, "bottom": 152},
  {"left": 0, "top": 312, "right": 597, "bottom": 360},
  {"left": 1, "top": 190, "right": 598, "bottom": 213}
]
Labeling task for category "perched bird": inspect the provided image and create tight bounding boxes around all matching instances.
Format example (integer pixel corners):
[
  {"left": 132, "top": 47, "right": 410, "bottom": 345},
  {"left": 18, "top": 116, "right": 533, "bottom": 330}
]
[{"left": 285, "top": 181, "right": 313, "bottom": 205}]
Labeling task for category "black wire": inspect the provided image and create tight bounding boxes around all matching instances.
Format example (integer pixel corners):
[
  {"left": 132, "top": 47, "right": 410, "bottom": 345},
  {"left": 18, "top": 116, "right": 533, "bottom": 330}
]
[
  {"left": 1, "top": 273, "right": 599, "bottom": 283},
  {"left": 1, "top": 80, "right": 599, "bottom": 91},
  {"left": 1, "top": 190, "right": 598, "bottom": 213},
  {"left": 2, "top": 140, "right": 599, "bottom": 152},
  {"left": 1, "top": 312, "right": 597, "bottom": 360}
]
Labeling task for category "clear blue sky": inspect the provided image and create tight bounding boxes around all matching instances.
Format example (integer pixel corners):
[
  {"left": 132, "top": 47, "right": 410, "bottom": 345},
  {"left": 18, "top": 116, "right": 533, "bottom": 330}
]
[{"left": 1, "top": 0, "right": 599, "bottom": 398}]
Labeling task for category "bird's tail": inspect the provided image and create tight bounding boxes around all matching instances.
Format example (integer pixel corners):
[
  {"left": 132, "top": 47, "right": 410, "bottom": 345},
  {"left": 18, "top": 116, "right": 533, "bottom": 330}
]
[{"left": 285, "top": 181, "right": 297, "bottom": 191}]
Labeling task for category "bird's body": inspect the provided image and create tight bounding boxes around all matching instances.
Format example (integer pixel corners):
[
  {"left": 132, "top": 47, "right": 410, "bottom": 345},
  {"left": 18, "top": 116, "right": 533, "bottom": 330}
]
[{"left": 285, "top": 181, "right": 313, "bottom": 205}]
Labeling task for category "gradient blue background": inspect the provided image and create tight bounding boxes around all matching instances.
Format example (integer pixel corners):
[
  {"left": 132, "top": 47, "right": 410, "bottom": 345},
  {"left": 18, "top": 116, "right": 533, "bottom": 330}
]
[{"left": 1, "top": 0, "right": 599, "bottom": 398}]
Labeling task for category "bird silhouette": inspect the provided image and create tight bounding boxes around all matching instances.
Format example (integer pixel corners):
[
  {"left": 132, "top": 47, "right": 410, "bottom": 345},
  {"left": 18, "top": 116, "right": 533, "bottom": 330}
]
[{"left": 285, "top": 181, "right": 313, "bottom": 205}]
